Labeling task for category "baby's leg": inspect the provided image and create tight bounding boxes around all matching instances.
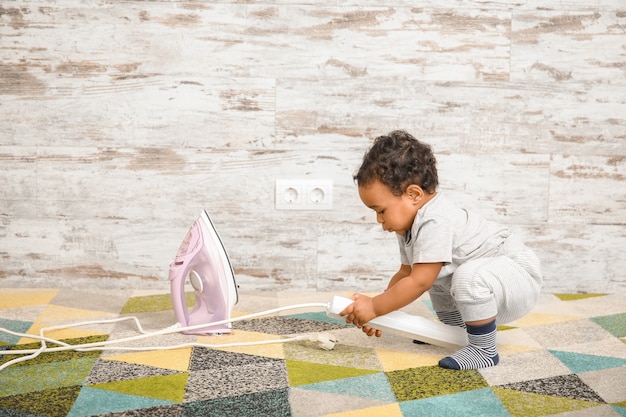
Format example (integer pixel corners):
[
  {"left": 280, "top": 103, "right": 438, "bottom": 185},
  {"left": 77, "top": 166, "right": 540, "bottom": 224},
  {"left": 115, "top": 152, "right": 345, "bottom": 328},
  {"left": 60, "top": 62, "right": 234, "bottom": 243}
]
[
  {"left": 428, "top": 277, "right": 466, "bottom": 328},
  {"left": 413, "top": 280, "right": 464, "bottom": 345},
  {"left": 439, "top": 255, "right": 541, "bottom": 370},
  {"left": 436, "top": 310, "right": 466, "bottom": 328},
  {"left": 452, "top": 255, "right": 541, "bottom": 325}
]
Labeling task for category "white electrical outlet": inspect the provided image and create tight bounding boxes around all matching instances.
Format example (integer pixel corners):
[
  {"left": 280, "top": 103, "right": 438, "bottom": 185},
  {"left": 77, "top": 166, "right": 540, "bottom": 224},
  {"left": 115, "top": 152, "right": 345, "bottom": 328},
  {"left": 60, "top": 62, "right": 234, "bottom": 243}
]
[{"left": 275, "top": 179, "right": 333, "bottom": 210}]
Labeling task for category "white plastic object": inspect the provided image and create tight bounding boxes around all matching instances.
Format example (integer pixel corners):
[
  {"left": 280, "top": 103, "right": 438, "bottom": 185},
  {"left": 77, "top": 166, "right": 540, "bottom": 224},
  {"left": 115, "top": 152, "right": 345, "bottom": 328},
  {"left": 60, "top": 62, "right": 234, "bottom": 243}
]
[
  {"left": 326, "top": 296, "right": 468, "bottom": 349},
  {"left": 312, "top": 333, "right": 338, "bottom": 351}
]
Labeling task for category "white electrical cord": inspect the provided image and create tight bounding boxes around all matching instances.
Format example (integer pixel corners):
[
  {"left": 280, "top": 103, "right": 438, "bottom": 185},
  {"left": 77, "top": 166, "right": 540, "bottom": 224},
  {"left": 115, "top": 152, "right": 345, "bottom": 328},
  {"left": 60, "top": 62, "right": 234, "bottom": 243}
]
[{"left": 0, "top": 302, "right": 334, "bottom": 371}]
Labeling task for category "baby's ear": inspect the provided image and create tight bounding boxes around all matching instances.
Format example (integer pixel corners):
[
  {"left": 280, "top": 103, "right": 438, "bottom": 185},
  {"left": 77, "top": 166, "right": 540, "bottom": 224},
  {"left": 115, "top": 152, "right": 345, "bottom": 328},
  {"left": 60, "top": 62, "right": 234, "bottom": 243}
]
[{"left": 405, "top": 184, "right": 425, "bottom": 202}]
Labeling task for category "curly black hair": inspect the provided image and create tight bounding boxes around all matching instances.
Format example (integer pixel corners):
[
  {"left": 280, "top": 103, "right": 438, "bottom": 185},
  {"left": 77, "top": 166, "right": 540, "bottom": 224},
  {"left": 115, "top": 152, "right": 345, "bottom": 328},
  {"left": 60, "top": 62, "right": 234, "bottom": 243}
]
[{"left": 354, "top": 130, "right": 438, "bottom": 196}]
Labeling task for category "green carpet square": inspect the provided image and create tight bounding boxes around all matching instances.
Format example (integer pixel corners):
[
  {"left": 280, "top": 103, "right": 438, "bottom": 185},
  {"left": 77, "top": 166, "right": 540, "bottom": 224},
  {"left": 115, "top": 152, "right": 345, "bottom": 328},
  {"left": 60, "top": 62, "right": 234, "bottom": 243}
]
[
  {"left": 0, "top": 385, "right": 81, "bottom": 417},
  {"left": 386, "top": 365, "right": 489, "bottom": 402},
  {"left": 0, "top": 357, "right": 99, "bottom": 397},
  {"left": 120, "top": 293, "right": 194, "bottom": 314},
  {"left": 493, "top": 388, "right": 602, "bottom": 417},
  {"left": 0, "top": 335, "right": 107, "bottom": 368},
  {"left": 591, "top": 313, "right": 626, "bottom": 338}
]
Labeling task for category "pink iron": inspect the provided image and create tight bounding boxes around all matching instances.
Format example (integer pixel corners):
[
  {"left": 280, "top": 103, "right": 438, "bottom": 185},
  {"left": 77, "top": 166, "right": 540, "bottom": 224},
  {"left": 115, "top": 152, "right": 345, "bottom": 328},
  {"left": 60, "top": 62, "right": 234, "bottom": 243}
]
[{"left": 169, "top": 210, "right": 238, "bottom": 335}]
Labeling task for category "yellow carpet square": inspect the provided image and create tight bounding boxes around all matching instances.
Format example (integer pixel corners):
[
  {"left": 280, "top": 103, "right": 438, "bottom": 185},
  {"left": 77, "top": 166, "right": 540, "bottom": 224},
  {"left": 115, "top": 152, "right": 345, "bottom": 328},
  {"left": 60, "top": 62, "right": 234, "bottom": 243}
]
[
  {"left": 0, "top": 289, "right": 59, "bottom": 310},
  {"left": 105, "top": 347, "right": 192, "bottom": 372},
  {"left": 509, "top": 312, "right": 581, "bottom": 328},
  {"left": 375, "top": 348, "right": 441, "bottom": 371},
  {"left": 19, "top": 305, "right": 116, "bottom": 344},
  {"left": 324, "top": 403, "right": 403, "bottom": 417}
]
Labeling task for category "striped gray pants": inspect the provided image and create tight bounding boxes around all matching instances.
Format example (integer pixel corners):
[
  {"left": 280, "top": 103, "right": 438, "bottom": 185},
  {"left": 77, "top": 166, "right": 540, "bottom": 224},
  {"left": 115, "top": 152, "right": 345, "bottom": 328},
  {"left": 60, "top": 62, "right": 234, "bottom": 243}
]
[{"left": 428, "top": 235, "right": 543, "bottom": 324}]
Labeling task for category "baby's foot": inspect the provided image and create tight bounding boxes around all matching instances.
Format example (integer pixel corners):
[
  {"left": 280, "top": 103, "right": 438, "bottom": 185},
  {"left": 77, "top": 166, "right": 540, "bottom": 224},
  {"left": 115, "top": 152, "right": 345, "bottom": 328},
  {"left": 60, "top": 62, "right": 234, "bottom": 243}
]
[
  {"left": 438, "top": 320, "right": 498, "bottom": 370},
  {"left": 439, "top": 346, "right": 499, "bottom": 370}
]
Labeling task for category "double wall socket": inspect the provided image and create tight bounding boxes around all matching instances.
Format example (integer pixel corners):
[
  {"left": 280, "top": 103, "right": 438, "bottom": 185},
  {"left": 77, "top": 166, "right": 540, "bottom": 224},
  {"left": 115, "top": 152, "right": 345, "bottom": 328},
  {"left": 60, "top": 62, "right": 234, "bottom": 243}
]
[{"left": 275, "top": 179, "right": 333, "bottom": 210}]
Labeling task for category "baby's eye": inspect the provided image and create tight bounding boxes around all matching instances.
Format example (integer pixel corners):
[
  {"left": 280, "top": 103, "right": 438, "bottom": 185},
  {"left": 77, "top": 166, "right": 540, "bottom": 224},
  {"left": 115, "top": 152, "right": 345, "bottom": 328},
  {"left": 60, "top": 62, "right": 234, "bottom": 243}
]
[{"left": 377, "top": 210, "right": 385, "bottom": 215}]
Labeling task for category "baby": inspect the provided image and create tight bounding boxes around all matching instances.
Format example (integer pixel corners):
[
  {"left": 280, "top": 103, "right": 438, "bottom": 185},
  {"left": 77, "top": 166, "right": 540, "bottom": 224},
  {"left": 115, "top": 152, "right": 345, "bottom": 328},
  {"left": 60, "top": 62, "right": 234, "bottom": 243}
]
[{"left": 340, "top": 130, "right": 542, "bottom": 370}]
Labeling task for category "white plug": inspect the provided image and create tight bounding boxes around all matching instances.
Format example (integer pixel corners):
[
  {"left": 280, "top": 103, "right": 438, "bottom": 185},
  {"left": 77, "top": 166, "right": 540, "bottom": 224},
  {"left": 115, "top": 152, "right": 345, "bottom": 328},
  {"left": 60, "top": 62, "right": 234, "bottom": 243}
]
[
  {"left": 315, "top": 332, "right": 338, "bottom": 351},
  {"left": 300, "top": 332, "right": 338, "bottom": 351}
]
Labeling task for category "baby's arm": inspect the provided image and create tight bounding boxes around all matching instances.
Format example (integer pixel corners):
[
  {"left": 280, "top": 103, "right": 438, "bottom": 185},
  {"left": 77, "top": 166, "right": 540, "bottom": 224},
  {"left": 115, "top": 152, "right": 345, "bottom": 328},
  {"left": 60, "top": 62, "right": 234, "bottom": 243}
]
[
  {"left": 386, "top": 264, "right": 412, "bottom": 290},
  {"left": 341, "top": 262, "right": 441, "bottom": 333},
  {"left": 374, "top": 262, "right": 441, "bottom": 316}
]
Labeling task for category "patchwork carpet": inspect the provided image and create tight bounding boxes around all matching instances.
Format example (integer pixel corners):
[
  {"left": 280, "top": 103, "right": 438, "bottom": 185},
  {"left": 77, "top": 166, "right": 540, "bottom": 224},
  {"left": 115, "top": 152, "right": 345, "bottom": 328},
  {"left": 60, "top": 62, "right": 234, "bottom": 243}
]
[{"left": 0, "top": 288, "right": 625, "bottom": 417}]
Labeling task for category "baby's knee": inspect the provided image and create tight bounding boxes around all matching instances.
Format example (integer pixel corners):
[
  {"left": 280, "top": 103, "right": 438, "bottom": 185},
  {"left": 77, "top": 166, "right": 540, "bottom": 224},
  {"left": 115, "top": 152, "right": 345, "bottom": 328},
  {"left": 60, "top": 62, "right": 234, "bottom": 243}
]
[{"left": 450, "top": 261, "right": 494, "bottom": 303}]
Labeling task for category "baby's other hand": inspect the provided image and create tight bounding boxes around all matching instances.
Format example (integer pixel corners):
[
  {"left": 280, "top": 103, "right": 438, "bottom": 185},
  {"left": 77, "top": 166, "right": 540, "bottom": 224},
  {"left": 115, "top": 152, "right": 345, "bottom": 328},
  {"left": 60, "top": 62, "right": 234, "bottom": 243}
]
[{"left": 361, "top": 324, "right": 383, "bottom": 337}]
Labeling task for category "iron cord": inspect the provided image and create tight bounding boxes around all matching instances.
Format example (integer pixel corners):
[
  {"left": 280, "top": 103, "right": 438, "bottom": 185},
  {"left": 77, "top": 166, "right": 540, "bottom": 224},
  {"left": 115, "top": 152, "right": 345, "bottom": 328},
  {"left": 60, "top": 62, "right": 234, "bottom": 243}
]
[{"left": 0, "top": 302, "right": 329, "bottom": 371}]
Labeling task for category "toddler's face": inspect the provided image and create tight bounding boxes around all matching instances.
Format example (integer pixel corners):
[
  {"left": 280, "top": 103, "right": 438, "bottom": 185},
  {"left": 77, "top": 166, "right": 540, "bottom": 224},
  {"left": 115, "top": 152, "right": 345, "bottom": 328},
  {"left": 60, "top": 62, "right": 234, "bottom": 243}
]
[{"left": 358, "top": 179, "right": 419, "bottom": 236}]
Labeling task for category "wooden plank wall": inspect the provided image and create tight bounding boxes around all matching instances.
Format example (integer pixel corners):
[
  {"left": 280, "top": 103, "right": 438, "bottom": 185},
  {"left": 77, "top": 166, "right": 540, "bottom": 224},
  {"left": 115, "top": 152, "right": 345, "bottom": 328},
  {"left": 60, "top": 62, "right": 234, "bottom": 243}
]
[{"left": 1, "top": 1, "right": 624, "bottom": 294}]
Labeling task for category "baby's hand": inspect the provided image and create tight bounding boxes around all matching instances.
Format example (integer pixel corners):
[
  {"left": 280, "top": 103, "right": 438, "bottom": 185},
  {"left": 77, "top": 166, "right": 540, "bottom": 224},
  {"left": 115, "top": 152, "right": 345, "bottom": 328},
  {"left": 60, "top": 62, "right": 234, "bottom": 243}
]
[
  {"left": 339, "top": 293, "right": 383, "bottom": 337},
  {"left": 361, "top": 324, "right": 383, "bottom": 338}
]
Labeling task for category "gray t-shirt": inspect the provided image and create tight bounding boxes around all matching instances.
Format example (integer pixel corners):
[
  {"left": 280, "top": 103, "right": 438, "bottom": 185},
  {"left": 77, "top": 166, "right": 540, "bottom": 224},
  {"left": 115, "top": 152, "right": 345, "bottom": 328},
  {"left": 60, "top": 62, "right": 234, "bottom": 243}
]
[{"left": 397, "top": 192, "right": 510, "bottom": 279}]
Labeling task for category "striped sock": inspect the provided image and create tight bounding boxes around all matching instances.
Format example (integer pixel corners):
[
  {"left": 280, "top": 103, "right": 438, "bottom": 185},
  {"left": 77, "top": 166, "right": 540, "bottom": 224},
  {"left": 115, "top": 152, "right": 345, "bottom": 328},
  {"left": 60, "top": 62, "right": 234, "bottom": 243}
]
[
  {"left": 436, "top": 310, "right": 466, "bottom": 328},
  {"left": 438, "top": 320, "right": 499, "bottom": 370}
]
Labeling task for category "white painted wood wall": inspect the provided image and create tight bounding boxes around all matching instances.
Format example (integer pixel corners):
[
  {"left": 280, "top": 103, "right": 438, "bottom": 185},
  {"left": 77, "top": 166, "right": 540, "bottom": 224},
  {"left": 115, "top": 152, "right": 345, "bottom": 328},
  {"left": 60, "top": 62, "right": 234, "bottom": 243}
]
[{"left": 1, "top": 1, "right": 624, "bottom": 294}]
